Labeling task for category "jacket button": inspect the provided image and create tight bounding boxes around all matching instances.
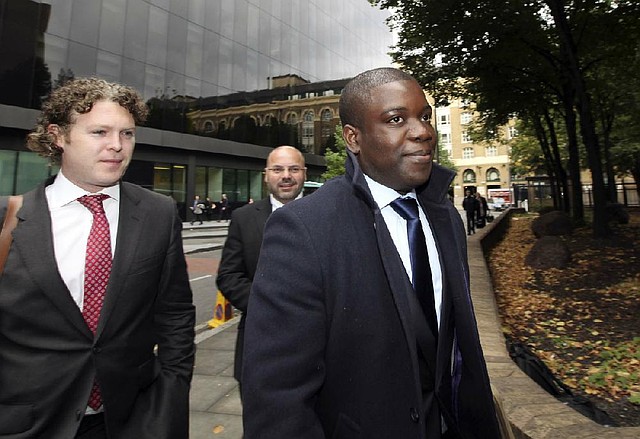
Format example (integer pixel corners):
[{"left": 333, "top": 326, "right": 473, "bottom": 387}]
[
  {"left": 410, "top": 407, "right": 420, "bottom": 422},
  {"left": 92, "top": 346, "right": 102, "bottom": 353}
]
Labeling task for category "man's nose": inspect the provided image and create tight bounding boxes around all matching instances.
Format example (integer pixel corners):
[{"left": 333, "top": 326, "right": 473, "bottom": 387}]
[
  {"left": 409, "top": 119, "right": 433, "bottom": 142},
  {"left": 108, "top": 133, "right": 123, "bottom": 151}
]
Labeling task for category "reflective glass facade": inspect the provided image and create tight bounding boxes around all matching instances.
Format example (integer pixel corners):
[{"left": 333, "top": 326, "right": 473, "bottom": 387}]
[{"left": 0, "top": 0, "right": 393, "bottom": 217}]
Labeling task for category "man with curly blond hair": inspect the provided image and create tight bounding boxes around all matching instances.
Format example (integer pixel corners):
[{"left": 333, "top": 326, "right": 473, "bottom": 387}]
[{"left": 0, "top": 77, "right": 195, "bottom": 439}]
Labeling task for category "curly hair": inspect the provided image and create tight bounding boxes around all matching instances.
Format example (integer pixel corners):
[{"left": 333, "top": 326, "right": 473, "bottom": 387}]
[
  {"left": 26, "top": 77, "right": 149, "bottom": 164},
  {"left": 339, "top": 67, "right": 417, "bottom": 129}
]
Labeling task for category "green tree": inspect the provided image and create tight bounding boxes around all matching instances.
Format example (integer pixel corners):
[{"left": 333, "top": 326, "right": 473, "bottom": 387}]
[
  {"left": 435, "top": 140, "right": 457, "bottom": 173},
  {"left": 322, "top": 125, "right": 348, "bottom": 180},
  {"left": 371, "top": 0, "right": 640, "bottom": 236}
]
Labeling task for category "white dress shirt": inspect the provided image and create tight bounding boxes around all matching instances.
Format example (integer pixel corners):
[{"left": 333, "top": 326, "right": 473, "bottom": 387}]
[
  {"left": 45, "top": 172, "right": 120, "bottom": 311},
  {"left": 364, "top": 175, "right": 443, "bottom": 326},
  {"left": 269, "top": 192, "right": 304, "bottom": 212}
]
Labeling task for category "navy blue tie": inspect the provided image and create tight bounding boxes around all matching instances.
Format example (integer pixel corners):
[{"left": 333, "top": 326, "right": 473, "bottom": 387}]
[{"left": 390, "top": 197, "right": 439, "bottom": 338}]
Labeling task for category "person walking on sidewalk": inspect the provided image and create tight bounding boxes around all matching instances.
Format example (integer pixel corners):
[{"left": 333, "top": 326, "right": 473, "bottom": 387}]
[
  {"left": 475, "top": 191, "right": 489, "bottom": 229},
  {"left": 462, "top": 189, "right": 479, "bottom": 235},
  {"left": 190, "top": 194, "right": 205, "bottom": 225},
  {"left": 0, "top": 77, "right": 195, "bottom": 439},
  {"left": 242, "top": 68, "right": 500, "bottom": 439},
  {"left": 217, "top": 193, "right": 230, "bottom": 221},
  {"left": 216, "top": 145, "right": 306, "bottom": 395}
]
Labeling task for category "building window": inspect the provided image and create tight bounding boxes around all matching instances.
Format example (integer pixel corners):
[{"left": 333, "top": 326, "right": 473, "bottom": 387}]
[
  {"left": 203, "top": 120, "right": 215, "bottom": 133},
  {"left": 487, "top": 168, "right": 500, "bottom": 182},
  {"left": 463, "top": 169, "right": 476, "bottom": 183},
  {"left": 460, "top": 112, "right": 472, "bottom": 124},
  {"left": 463, "top": 147, "right": 474, "bottom": 159},
  {"left": 486, "top": 145, "right": 497, "bottom": 157},
  {"left": 440, "top": 132, "right": 451, "bottom": 144},
  {"left": 321, "top": 109, "right": 333, "bottom": 138},
  {"left": 302, "top": 111, "right": 314, "bottom": 149},
  {"left": 438, "top": 114, "right": 450, "bottom": 125},
  {"left": 509, "top": 126, "right": 518, "bottom": 138},
  {"left": 462, "top": 131, "right": 472, "bottom": 143},
  {"left": 286, "top": 112, "right": 297, "bottom": 125}
]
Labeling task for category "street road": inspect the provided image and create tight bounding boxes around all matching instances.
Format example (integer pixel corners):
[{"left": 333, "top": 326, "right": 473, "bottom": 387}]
[{"left": 185, "top": 248, "right": 223, "bottom": 328}]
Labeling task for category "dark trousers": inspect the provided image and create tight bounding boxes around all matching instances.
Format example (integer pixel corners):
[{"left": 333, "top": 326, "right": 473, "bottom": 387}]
[
  {"left": 465, "top": 213, "right": 475, "bottom": 234},
  {"left": 75, "top": 413, "right": 107, "bottom": 439}
]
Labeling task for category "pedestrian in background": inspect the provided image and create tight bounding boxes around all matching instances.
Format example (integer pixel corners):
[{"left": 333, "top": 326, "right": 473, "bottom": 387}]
[
  {"left": 475, "top": 191, "right": 489, "bottom": 229},
  {"left": 0, "top": 77, "right": 195, "bottom": 439},
  {"left": 217, "top": 193, "right": 231, "bottom": 221},
  {"left": 190, "top": 194, "right": 204, "bottom": 225},
  {"left": 241, "top": 68, "right": 500, "bottom": 438},
  {"left": 217, "top": 145, "right": 306, "bottom": 396},
  {"left": 462, "top": 189, "right": 479, "bottom": 235},
  {"left": 204, "top": 196, "right": 215, "bottom": 221}
]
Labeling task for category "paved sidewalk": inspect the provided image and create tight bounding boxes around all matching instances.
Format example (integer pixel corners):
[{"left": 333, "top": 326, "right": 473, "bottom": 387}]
[{"left": 190, "top": 318, "right": 243, "bottom": 439}]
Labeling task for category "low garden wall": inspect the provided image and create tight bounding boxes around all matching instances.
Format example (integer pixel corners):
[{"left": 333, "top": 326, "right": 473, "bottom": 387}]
[{"left": 470, "top": 208, "right": 640, "bottom": 438}]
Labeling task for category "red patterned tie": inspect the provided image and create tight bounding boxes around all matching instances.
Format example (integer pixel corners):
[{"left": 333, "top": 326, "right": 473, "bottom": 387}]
[{"left": 78, "top": 194, "right": 112, "bottom": 410}]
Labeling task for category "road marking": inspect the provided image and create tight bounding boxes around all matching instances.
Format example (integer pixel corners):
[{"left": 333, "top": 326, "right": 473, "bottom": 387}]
[
  {"left": 195, "top": 316, "right": 241, "bottom": 344},
  {"left": 189, "top": 275, "right": 213, "bottom": 282}
]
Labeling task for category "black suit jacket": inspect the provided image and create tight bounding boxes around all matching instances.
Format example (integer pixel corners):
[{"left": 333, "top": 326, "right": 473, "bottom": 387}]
[
  {"left": 216, "top": 197, "right": 271, "bottom": 381},
  {"left": 242, "top": 153, "right": 500, "bottom": 438},
  {"left": 0, "top": 179, "right": 195, "bottom": 439}
]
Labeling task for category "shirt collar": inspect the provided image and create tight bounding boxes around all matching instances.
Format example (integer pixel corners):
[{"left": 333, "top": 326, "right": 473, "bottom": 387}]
[
  {"left": 269, "top": 192, "right": 303, "bottom": 211},
  {"left": 47, "top": 171, "right": 121, "bottom": 208},
  {"left": 363, "top": 174, "right": 416, "bottom": 210}
]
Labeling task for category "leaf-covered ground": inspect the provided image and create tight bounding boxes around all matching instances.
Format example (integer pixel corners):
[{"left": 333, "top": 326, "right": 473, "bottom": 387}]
[{"left": 486, "top": 209, "right": 640, "bottom": 427}]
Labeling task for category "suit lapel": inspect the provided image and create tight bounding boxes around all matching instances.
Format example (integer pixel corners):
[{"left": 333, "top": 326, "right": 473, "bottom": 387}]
[
  {"left": 419, "top": 196, "right": 461, "bottom": 388},
  {"left": 252, "top": 198, "right": 272, "bottom": 237},
  {"left": 12, "top": 183, "right": 91, "bottom": 336},
  {"left": 373, "top": 209, "right": 434, "bottom": 365},
  {"left": 96, "top": 183, "right": 143, "bottom": 337}
]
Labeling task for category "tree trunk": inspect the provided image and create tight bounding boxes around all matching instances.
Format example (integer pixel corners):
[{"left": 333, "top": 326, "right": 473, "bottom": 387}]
[
  {"left": 547, "top": 0, "right": 610, "bottom": 236},
  {"left": 544, "top": 110, "right": 570, "bottom": 213},
  {"left": 561, "top": 84, "right": 585, "bottom": 224},
  {"left": 533, "top": 116, "right": 559, "bottom": 209}
]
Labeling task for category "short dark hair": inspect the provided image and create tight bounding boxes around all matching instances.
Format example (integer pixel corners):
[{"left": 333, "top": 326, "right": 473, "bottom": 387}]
[
  {"left": 26, "top": 77, "right": 148, "bottom": 164},
  {"left": 339, "top": 67, "right": 417, "bottom": 128}
]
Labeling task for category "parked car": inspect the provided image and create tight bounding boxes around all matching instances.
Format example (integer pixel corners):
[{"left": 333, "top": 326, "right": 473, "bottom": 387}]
[{"left": 488, "top": 197, "right": 506, "bottom": 211}]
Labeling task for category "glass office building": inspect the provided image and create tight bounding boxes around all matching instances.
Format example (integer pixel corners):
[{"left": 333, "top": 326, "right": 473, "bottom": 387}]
[{"left": 0, "top": 0, "right": 393, "bottom": 217}]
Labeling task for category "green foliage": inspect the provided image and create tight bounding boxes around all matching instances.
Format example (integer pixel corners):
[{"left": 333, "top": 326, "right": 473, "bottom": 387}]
[
  {"left": 371, "top": 0, "right": 640, "bottom": 236},
  {"left": 322, "top": 125, "right": 348, "bottom": 180},
  {"left": 509, "top": 120, "right": 554, "bottom": 177},
  {"left": 586, "top": 338, "right": 640, "bottom": 396},
  {"left": 435, "top": 141, "right": 456, "bottom": 173}
]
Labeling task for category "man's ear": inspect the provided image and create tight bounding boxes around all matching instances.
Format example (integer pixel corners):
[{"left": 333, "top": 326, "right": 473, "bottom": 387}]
[
  {"left": 47, "top": 124, "right": 65, "bottom": 150},
  {"left": 342, "top": 124, "right": 360, "bottom": 155}
]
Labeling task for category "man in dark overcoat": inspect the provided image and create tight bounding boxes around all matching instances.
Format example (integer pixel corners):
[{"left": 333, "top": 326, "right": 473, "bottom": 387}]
[{"left": 241, "top": 68, "right": 500, "bottom": 438}]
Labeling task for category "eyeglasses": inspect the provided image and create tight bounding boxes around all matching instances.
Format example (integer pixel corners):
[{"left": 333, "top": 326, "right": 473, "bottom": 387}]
[{"left": 265, "top": 166, "right": 306, "bottom": 175}]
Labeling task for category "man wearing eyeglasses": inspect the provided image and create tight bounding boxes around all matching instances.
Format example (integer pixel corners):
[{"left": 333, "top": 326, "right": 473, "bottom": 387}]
[{"left": 216, "top": 145, "right": 306, "bottom": 395}]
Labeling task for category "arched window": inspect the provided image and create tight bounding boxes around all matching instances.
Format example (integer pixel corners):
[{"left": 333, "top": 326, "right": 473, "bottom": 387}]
[
  {"left": 463, "top": 169, "right": 476, "bottom": 183},
  {"left": 321, "top": 109, "right": 333, "bottom": 138},
  {"left": 486, "top": 168, "right": 500, "bottom": 182},
  {"left": 302, "top": 111, "right": 314, "bottom": 149},
  {"left": 304, "top": 111, "right": 314, "bottom": 122},
  {"left": 203, "top": 120, "right": 214, "bottom": 133},
  {"left": 286, "top": 113, "right": 297, "bottom": 125}
]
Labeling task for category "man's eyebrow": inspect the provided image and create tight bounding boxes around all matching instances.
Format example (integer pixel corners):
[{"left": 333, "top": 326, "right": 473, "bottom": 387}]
[{"left": 380, "top": 106, "right": 408, "bottom": 115}]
